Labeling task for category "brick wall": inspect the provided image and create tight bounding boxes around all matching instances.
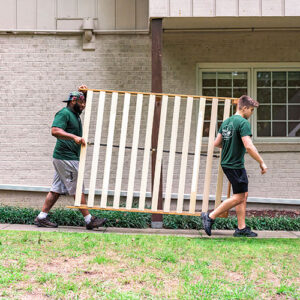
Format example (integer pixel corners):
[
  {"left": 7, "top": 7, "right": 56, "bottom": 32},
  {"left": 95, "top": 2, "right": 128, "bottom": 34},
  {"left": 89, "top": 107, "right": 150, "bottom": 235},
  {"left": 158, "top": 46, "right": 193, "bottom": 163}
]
[{"left": 0, "top": 32, "right": 299, "bottom": 208}]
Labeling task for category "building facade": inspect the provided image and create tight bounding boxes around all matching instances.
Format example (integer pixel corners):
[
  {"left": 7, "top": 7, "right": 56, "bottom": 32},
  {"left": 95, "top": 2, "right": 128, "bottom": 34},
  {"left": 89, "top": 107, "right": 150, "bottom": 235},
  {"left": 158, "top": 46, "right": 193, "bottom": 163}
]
[{"left": 0, "top": 0, "right": 299, "bottom": 210}]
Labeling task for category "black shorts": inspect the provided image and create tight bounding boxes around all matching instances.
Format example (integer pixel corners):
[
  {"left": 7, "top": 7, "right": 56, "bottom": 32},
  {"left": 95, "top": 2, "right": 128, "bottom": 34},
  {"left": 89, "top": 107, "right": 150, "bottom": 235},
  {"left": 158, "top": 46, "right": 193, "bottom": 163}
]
[{"left": 222, "top": 167, "right": 248, "bottom": 194}]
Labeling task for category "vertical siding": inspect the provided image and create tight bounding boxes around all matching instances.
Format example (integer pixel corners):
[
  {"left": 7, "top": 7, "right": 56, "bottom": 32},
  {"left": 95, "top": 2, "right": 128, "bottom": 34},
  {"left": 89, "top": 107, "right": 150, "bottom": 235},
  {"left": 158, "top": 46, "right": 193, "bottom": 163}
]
[
  {"left": 285, "top": 0, "right": 300, "bottom": 16},
  {"left": 149, "top": 0, "right": 169, "bottom": 17},
  {"left": 37, "top": 0, "right": 56, "bottom": 29},
  {"left": 239, "top": 0, "right": 260, "bottom": 16},
  {"left": 170, "top": 0, "right": 192, "bottom": 17},
  {"left": 98, "top": 0, "right": 116, "bottom": 30},
  {"left": 17, "top": 0, "right": 37, "bottom": 29},
  {"left": 116, "top": 0, "right": 136, "bottom": 29},
  {"left": 136, "top": 0, "right": 149, "bottom": 29},
  {"left": 0, "top": 0, "right": 16, "bottom": 28},
  {"left": 57, "top": 0, "right": 77, "bottom": 18},
  {"left": 193, "top": 0, "right": 215, "bottom": 17},
  {"left": 78, "top": 0, "right": 97, "bottom": 18},
  {"left": 215, "top": 0, "right": 238, "bottom": 16},
  {"left": 149, "top": 0, "right": 300, "bottom": 17},
  {"left": 0, "top": 0, "right": 148, "bottom": 30},
  {"left": 262, "top": 0, "right": 283, "bottom": 16}
]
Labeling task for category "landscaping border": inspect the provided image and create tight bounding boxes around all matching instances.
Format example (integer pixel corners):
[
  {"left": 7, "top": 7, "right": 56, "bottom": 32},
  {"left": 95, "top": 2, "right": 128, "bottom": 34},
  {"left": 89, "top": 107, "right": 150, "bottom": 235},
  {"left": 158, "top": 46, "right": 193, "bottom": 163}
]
[{"left": 0, "top": 206, "right": 299, "bottom": 231}]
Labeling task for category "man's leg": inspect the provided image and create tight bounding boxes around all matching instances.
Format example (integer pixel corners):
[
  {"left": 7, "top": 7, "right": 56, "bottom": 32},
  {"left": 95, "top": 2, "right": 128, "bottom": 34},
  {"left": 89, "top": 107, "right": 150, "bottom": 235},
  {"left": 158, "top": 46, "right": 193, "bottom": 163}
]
[
  {"left": 34, "top": 192, "right": 60, "bottom": 228},
  {"left": 73, "top": 193, "right": 89, "bottom": 217},
  {"left": 209, "top": 193, "right": 245, "bottom": 220},
  {"left": 201, "top": 193, "right": 245, "bottom": 236},
  {"left": 42, "top": 191, "right": 60, "bottom": 213},
  {"left": 235, "top": 192, "right": 248, "bottom": 230},
  {"left": 73, "top": 193, "right": 107, "bottom": 230},
  {"left": 57, "top": 160, "right": 107, "bottom": 230},
  {"left": 233, "top": 192, "right": 256, "bottom": 237}
]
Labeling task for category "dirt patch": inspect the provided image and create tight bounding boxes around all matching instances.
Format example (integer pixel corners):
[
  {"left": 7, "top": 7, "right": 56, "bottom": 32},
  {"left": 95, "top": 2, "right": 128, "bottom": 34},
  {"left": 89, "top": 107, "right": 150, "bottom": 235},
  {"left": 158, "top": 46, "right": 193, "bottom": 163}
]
[{"left": 19, "top": 252, "right": 181, "bottom": 298}]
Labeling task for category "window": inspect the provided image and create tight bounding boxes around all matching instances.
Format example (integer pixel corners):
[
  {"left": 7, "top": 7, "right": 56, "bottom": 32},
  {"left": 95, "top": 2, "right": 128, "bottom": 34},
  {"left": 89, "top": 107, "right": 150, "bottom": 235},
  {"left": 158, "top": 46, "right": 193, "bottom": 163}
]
[
  {"left": 198, "top": 63, "right": 300, "bottom": 141},
  {"left": 201, "top": 71, "right": 249, "bottom": 136},
  {"left": 256, "top": 71, "right": 300, "bottom": 137}
]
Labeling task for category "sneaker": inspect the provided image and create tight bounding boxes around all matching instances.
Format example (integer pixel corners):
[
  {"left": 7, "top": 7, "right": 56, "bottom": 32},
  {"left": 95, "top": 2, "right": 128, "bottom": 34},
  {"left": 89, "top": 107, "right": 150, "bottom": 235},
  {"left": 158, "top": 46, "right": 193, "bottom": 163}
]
[
  {"left": 201, "top": 212, "right": 214, "bottom": 236},
  {"left": 34, "top": 216, "right": 58, "bottom": 228},
  {"left": 86, "top": 216, "right": 107, "bottom": 230},
  {"left": 233, "top": 226, "right": 257, "bottom": 237}
]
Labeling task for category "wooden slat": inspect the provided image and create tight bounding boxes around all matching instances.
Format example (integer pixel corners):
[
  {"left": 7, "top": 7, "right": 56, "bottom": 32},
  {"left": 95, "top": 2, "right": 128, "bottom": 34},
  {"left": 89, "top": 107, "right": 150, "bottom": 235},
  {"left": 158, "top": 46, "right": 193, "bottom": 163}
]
[
  {"left": 113, "top": 93, "right": 131, "bottom": 208},
  {"left": 139, "top": 94, "right": 155, "bottom": 210},
  {"left": 215, "top": 99, "right": 231, "bottom": 209},
  {"left": 74, "top": 90, "right": 93, "bottom": 206},
  {"left": 164, "top": 96, "right": 181, "bottom": 212},
  {"left": 87, "top": 91, "right": 106, "bottom": 207},
  {"left": 126, "top": 93, "right": 143, "bottom": 209},
  {"left": 202, "top": 98, "right": 218, "bottom": 212},
  {"left": 67, "top": 206, "right": 201, "bottom": 216},
  {"left": 100, "top": 92, "right": 118, "bottom": 208},
  {"left": 151, "top": 95, "right": 168, "bottom": 211},
  {"left": 189, "top": 97, "right": 206, "bottom": 213},
  {"left": 177, "top": 96, "right": 193, "bottom": 213}
]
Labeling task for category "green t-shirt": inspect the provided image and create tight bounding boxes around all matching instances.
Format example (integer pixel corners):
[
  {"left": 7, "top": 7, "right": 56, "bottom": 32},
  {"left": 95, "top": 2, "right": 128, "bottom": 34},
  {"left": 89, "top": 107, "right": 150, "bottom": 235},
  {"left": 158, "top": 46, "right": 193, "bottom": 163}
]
[
  {"left": 52, "top": 107, "right": 82, "bottom": 160},
  {"left": 218, "top": 115, "right": 252, "bottom": 169}
]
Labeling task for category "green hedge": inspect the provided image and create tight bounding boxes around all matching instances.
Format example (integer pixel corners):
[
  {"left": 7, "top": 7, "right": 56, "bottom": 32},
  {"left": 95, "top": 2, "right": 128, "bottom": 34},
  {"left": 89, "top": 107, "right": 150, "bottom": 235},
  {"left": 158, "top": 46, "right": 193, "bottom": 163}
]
[
  {"left": 163, "top": 215, "right": 300, "bottom": 231},
  {"left": 0, "top": 205, "right": 299, "bottom": 231}
]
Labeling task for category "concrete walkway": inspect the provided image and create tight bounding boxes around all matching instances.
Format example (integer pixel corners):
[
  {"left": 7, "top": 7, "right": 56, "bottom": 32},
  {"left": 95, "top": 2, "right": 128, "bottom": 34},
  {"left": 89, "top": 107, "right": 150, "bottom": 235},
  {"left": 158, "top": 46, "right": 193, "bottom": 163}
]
[{"left": 1, "top": 223, "right": 299, "bottom": 238}]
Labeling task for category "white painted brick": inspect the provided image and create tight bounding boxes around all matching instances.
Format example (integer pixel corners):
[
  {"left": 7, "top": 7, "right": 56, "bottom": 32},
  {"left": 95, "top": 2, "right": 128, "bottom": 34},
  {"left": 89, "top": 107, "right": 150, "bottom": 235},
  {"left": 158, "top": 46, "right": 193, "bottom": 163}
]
[{"left": 0, "top": 33, "right": 299, "bottom": 207}]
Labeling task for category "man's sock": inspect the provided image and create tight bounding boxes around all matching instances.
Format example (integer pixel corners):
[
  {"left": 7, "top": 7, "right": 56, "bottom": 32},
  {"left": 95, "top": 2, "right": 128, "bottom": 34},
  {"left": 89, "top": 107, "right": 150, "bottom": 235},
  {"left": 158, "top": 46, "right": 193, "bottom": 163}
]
[
  {"left": 38, "top": 212, "right": 48, "bottom": 219},
  {"left": 84, "top": 214, "right": 92, "bottom": 224}
]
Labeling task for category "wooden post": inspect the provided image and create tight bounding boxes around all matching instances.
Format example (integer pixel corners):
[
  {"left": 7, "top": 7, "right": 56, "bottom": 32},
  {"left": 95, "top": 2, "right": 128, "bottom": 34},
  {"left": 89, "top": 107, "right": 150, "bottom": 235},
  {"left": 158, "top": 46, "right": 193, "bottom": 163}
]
[{"left": 151, "top": 18, "right": 163, "bottom": 228}]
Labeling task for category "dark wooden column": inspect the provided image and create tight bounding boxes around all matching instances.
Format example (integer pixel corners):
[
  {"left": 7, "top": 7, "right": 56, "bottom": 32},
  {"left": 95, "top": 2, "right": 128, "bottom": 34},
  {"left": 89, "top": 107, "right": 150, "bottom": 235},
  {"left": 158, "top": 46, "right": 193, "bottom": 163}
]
[{"left": 151, "top": 18, "right": 163, "bottom": 228}]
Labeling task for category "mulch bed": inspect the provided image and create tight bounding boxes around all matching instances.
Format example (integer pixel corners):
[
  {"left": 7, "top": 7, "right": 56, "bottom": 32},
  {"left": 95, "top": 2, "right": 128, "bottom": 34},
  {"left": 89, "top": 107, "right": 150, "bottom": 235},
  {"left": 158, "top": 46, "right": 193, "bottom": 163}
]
[{"left": 228, "top": 210, "right": 300, "bottom": 218}]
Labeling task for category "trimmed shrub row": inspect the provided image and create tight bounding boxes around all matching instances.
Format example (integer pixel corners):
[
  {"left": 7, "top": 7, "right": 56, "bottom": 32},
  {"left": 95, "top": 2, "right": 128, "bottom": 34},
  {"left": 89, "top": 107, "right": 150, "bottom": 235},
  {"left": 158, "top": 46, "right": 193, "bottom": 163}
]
[{"left": 0, "top": 205, "right": 299, "bottom": 231}]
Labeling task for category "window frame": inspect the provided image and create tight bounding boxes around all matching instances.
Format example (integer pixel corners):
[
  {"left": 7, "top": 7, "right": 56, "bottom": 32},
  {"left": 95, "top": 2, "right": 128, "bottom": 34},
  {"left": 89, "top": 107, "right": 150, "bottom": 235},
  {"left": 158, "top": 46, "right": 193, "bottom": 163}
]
[{"left": 197, "top": 63, "right": 300, "bottom": 143}]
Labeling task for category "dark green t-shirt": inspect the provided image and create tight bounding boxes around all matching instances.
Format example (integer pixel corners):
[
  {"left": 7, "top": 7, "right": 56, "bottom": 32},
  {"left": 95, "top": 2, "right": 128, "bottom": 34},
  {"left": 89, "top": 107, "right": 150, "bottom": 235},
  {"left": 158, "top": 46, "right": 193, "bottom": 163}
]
[
  {"left": 218, "top": 115, "right": 252, "bottom": 169},
  {"left": 52, "top": 107, "right": 82, "bottom": 160}
]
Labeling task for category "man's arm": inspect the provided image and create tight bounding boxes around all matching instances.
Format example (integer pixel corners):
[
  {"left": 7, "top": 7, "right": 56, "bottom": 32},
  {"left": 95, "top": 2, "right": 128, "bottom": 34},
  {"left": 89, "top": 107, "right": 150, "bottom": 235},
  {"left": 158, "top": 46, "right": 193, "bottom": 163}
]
[
  {"left": 242, "top": 136, "right": 267, "bottom": 174},
  {"left": 51, "top": 127, "right": 86, "bottom": 146},
  {"left": 214, "top": 133, "right": 223, "bottom": 148}
]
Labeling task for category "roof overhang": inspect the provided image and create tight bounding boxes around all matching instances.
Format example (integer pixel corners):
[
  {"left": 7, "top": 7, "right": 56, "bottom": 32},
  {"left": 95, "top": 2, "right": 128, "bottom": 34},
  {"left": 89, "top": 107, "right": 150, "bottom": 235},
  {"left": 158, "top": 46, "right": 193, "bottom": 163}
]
[{"left": 155, "top": 16, "right": 300, "bottom": 32}]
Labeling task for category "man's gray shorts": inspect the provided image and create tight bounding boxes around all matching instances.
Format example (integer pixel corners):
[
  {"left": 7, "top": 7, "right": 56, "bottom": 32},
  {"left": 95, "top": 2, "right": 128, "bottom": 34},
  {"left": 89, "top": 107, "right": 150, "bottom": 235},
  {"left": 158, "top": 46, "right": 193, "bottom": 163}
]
[{"left": 50, "top": 158, "right": 84, "bottom": 196}]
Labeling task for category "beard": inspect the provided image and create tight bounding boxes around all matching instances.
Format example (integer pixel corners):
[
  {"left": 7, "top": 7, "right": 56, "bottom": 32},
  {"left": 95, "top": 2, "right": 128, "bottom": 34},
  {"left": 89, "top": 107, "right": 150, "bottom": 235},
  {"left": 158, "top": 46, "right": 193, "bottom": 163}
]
[{"left": 73, "top": 103, "right": 83, "bottom": 114}]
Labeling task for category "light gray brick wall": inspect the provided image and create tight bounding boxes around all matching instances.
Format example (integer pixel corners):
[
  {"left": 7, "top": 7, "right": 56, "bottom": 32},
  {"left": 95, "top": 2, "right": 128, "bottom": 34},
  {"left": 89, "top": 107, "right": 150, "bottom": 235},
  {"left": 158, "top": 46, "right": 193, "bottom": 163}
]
[{"left": 0, "top": 31, "right": 299, "bottom": 209}]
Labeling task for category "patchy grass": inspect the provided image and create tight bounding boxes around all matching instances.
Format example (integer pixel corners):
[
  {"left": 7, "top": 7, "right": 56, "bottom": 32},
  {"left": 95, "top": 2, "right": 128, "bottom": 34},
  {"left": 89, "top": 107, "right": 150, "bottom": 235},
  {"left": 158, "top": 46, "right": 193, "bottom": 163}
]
[{"left": 0, "top": 231, "right": 299, "bottom": 299}]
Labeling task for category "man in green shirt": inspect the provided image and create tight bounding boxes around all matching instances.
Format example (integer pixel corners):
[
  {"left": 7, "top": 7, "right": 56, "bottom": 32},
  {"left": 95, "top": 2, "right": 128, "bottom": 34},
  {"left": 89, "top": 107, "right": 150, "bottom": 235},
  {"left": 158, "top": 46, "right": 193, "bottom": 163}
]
[
  {"left": 35, "top": 86, "right": 107, "bottom": 230},
  {"left": 201, "top": 95, "right": 267, "bottom": 237}
]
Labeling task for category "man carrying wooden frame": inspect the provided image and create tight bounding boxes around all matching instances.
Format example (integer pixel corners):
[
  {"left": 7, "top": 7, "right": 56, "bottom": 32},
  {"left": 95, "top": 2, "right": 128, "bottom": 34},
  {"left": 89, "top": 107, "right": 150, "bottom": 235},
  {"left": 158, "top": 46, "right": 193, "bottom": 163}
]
[
  {"left": 201, "top": 95, "right": 268, "bottom": 237},
  {"left": 34, "top": 85, "right": 107, "bottom": 230}
]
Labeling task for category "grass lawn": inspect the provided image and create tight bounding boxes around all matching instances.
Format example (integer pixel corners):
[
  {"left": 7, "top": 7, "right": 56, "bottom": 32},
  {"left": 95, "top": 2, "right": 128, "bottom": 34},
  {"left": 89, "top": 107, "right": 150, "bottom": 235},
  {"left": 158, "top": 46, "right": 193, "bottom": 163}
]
[{"left": 0, "top": 231, "right": 299, "bottom": 299}]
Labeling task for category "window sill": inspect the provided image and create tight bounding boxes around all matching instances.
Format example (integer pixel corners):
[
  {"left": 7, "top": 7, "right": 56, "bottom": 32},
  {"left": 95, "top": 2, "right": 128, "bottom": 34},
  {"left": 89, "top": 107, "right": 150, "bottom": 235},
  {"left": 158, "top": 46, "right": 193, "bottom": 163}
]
[
  {"left": 255, "top": 143, "right": 300, "bottom": 152},
  {"left": 202, "top": 143, "right": 300, "bottom": 153}
]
